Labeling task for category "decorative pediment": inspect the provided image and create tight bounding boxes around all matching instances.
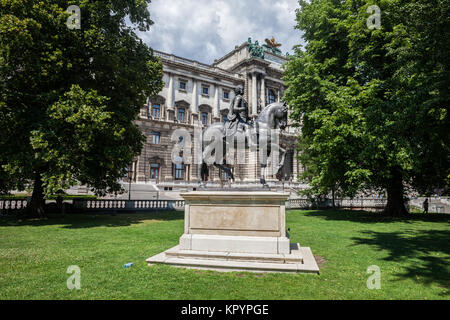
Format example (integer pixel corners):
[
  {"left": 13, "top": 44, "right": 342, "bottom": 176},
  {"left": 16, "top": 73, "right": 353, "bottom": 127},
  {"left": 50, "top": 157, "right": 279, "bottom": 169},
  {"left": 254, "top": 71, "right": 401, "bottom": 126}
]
[
  {"left": 148, "top": 156, "right": 164, "bottom": 166},
  {"left": 175, "top": 99, "right": 190, "bottom": 107},
  {"left": 151, "top": 95, "right": 166, "bottom": 103},
  {"left": 198, "top": 104, "right": 212, "bottom": 112}
]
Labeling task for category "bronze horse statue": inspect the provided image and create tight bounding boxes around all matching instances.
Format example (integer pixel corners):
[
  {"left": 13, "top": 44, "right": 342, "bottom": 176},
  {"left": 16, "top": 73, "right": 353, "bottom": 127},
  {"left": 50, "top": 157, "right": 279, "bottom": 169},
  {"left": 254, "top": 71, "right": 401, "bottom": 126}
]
[{"left": 198, "top": 102, "right": 288, "bottom": 187}]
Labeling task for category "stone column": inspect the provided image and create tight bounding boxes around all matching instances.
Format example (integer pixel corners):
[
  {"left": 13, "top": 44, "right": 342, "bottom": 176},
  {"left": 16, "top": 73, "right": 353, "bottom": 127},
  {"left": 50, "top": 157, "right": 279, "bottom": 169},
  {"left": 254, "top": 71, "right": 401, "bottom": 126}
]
[
  {"left": 191, "top": 79, "right": 198, "bottom": 124},
  {"left": 136, "top": 156, "right": 146, "bottom": 182},
  {"left": 190, "top": 164, "right": 198, "bottom": 182},
  {"left": 213, "top": 84, "right": 220, "bottom": 121},
  {"left": 292, "top": 150, "right": 299, "bottom": 182},
  {"left": 185, "top": 164, "right": 190, "bottom": 181},
  {"left": 167, "top": 73, "right": 174, "bottom": 121},
  {"left": 252, "top": 72, "right": 258, "bottom": 117},
  {"left": 260, "top": 75, "right": 265, "bottom": 110},
  {"left": 165, "top": 153, "right": 173, "bottom": 181},
  {"left": 277, "top": 87, "right": 281, "bottom": 102},
  {"left": 245, "top": 74, "right": 250, "bottom": 105}
]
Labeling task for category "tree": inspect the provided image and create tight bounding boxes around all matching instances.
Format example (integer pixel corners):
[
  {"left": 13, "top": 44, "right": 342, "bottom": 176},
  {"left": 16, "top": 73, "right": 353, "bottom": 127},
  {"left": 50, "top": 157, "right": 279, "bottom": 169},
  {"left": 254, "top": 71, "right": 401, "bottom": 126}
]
[
  {"left": 284, "top": 0, "right": 449, "bottom": 216},
  {"left": 0, "top": 0, "right": 163, "bottom": 217}
]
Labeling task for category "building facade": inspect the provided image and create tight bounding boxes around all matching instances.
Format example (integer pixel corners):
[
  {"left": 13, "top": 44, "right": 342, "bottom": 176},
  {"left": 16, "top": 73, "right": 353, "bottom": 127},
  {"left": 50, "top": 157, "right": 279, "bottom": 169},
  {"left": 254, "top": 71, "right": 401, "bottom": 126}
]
[{"left": 132, "top": 39, "right": 303, "bottom": 189}]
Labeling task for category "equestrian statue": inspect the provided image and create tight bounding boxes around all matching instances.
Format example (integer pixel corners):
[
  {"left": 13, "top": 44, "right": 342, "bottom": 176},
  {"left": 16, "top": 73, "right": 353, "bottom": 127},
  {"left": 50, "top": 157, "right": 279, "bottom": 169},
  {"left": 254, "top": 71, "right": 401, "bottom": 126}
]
[{"left": 198, "top": 85, "right": 288, "bottom": 187}]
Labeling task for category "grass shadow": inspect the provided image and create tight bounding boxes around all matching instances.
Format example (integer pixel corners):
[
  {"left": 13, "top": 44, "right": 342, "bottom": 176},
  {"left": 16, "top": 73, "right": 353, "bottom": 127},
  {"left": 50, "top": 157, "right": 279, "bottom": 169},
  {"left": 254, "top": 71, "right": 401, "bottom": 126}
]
[
  {"left": 351, "top": 229, "right": 450, "bottom": 295},
  {"left": 0, "top": 211, "right": 184, "bottom": 229},
  {"left": 298, "top": 209, "right": 450, "bottom": 224}
]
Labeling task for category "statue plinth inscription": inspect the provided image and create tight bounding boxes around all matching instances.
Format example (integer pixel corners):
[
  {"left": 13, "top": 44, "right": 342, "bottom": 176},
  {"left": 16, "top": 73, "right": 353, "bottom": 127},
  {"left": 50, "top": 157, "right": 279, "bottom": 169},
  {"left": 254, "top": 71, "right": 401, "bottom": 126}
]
[{"left": 147, "top": 191, "right": 319, "bottom": 273}]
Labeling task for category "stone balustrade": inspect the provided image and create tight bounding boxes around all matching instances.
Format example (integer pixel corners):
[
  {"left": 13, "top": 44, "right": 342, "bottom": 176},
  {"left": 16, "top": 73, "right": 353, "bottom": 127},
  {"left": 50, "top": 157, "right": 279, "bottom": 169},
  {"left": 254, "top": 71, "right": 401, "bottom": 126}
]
[
  {"left": 286, "top": 198, "right": 389, "bottom": 210},
  {"left": 73, "top": 199, "right": 185, "bottom": 212},
  {"left": 4, "top": 197, "right": 438, "bottom": 215},
  {"left": 0, "top": 199, "right": 28, "bottom": 213},
  {"left": 153, "top": 50, "right": 242, "bottom": 79},
  {"left": 0, "top": 198, "right": 185, "bottom": 215}
]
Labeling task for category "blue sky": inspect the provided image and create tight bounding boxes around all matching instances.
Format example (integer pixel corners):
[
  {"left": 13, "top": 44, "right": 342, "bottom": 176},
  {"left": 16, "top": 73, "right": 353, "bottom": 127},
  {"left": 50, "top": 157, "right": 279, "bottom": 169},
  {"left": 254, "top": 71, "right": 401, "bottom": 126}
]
[{"left": 136, "top": 0, "right": 304, "bottom": 64}]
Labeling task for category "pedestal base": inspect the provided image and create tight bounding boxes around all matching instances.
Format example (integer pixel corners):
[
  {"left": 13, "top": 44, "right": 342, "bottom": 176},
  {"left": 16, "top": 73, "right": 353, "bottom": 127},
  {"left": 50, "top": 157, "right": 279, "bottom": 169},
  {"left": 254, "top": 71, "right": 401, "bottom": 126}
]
[
  {"left": 147, "top": 243, "right": 319, "bottom": 273},
  {"left": 179, "top": 234, "right": 291, "bottom": 254},
  {"left": 146, "top": 191, "right": 319, "bottom": 274}
]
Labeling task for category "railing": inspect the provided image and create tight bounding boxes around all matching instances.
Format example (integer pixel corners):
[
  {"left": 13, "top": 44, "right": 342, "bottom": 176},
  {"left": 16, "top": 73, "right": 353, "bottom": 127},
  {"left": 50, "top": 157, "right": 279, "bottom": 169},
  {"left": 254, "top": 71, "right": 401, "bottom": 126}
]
[
  {"left": 154, "top": 50, "right": 242, "bottom": 79},
  {"left": 0, "top": 198, "right": 185, "bottom": 215},
  {"left": 0, "top": 198, "right": 28, "bottom": 214},
  {"left": 9, "top": 197, "right": 448, "bottom": 214},
  {"left": 286, "top": 198, "right": 388, "bottom": 210},
  {"left": 72, "top": 199, "right": 185, "bottom": 212},
  {"left": 133, "top": 200, "right": 185, "bottom": 210},
  {"left": 409, "top": 197, "right": 449, "bottom": 213},
  {"left": 83, "top": 200, "right": 126, "bottom": 209}
]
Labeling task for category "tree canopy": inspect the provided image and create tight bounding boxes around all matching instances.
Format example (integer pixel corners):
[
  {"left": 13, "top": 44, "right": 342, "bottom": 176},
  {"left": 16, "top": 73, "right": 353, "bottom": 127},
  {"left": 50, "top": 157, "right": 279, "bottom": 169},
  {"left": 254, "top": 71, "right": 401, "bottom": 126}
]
[
  {"left": 283, "top": 0, "right": 449, "bottom": 216},
  {"left": 0, "top": 0, "right": 163, "bottom": 216}
]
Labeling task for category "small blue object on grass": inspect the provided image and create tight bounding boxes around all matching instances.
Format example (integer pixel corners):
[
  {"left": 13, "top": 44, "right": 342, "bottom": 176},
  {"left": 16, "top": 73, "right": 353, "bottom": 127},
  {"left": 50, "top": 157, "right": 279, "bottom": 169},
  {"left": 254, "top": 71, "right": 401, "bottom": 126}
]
[{"left": 124, "top": 263, "right": 134, "bottom": 268}]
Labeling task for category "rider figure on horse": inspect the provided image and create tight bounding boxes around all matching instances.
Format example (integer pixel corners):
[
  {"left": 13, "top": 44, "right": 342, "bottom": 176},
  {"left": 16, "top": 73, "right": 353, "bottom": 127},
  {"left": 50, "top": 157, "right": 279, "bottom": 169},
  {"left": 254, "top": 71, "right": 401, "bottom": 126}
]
[{"left": 226, "top": 85, "right": 250, "bottom": 136}]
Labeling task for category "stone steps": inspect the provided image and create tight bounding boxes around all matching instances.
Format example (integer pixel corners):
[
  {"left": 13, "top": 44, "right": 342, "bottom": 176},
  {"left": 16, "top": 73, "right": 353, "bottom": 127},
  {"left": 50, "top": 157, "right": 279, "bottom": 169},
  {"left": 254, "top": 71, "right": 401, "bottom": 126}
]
[
  {"left": 164, "top": 244, "right": 303, "bottom": 264},
  {"left": 147, "top": 244, "right": 319, "bottom": 274}
]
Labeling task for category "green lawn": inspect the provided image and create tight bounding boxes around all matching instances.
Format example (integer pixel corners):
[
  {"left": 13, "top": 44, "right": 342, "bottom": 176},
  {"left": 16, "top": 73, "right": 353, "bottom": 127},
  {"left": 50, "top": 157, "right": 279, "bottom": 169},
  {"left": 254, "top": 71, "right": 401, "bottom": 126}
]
[{"left": 0, "top": 210, "right": 448, "bottom": 299}]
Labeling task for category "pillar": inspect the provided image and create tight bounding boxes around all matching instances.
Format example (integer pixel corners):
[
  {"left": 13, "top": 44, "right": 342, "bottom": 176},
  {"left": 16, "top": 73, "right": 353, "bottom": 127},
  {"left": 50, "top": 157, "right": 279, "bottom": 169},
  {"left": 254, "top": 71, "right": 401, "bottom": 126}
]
[
  {"left": 167, "top": 73, "right": 174, "bottom": 121},
  {"left": 165, "top": 153, "right": 173, "bottom": 181},
  {"left": 136, "top": 156, "right": 146, "bottom": 182},
  {"left": 293, "top": 150, "right": 299, "bottom": 182},
  {"left": 191, "top": 79, "right": 198, "bottom": 124},
  {"left": 260, "top": 75, "right": 266, "bottom": 110},
  {"left": 213, "top": 84, "right": 220, "bottom": 121},
  {"left": 252, "top": 72, "right": 258, "bottom": 117}
]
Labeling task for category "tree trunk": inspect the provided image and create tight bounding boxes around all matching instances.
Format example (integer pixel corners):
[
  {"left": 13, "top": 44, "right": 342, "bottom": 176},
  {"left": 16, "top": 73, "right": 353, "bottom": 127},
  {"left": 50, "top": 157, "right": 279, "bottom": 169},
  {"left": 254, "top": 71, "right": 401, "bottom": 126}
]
[
  {"left": 383, "top": 169, "right": 409, "bottom": 217},
  {"left": 28, "top": 172, "right": 46, "bottom": 218}
]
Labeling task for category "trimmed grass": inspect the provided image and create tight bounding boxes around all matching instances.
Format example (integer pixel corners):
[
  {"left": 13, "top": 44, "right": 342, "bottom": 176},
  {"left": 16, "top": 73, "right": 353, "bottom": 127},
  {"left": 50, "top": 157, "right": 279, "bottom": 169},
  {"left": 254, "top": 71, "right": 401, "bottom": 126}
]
[{"left": 0, "top": 210, "right": 448, "bottom": 299}]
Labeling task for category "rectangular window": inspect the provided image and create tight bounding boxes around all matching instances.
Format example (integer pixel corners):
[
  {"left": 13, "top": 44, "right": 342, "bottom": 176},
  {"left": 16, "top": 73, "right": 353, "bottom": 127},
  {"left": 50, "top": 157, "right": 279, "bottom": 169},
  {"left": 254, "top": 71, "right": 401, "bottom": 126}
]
[
  {"left": 152, "top": 104, "right": 160, "bottom": 119},
  {"left": 201, "top": 112, "right": 208, "bottom": 125},
  {"left": 178, "top": 108, "right": 185, "bottom": 122},
  {"left": 179, "top": 80, "right": 186, "bottom": 90},
  {"left": 152, "top": 131, "right": 160, "bottom": 144},
  {"left": 150, "top": 163, "right": 160, "bottom": 180},
  {"left": 223, "top": 90, "right": 229, "bottom": 99},
  {"left": 268, "top": 89, "right": 276, "bottom": 104},
  {"left": 175, "top": 164, "right": 184, "bottom": 180},
  {"left": 202, "top": 86, "right": 209, "bottom": 95}
]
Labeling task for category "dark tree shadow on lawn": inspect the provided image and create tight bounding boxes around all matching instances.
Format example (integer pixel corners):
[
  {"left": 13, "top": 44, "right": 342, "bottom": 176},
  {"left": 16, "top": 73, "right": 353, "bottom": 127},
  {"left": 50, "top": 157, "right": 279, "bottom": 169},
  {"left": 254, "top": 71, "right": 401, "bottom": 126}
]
[
  {"left": 351, "top": 229, "right": 450, "bottom": 295},
  {"left": 0, "top": 211, "right": 184, "bottom": 229},
  {"left": 299, "top": 209, "right": 450, "bottom": 224}
]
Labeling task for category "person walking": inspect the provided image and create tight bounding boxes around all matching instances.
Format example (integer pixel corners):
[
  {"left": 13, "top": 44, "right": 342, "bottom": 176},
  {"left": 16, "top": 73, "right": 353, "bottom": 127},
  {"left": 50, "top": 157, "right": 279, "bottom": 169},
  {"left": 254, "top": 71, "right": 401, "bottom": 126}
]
[{"left": 423, "top": 198, "right": 429, "bottom": 214}]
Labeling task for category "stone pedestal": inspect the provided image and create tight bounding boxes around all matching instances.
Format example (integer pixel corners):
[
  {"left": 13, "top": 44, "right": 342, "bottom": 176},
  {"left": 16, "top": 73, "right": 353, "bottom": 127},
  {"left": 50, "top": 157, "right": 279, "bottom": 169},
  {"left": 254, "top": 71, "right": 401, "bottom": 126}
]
[{"left": 146, "top": 191, "right": 319, "bottom": 273}]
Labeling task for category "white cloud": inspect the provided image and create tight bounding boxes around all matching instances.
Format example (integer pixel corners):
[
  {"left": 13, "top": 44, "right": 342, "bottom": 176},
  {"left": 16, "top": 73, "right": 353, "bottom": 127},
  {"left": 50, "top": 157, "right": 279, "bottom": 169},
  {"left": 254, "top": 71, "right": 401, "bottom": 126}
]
[{"left": 136, "top": 0, "right": 303, "bottom": 64}]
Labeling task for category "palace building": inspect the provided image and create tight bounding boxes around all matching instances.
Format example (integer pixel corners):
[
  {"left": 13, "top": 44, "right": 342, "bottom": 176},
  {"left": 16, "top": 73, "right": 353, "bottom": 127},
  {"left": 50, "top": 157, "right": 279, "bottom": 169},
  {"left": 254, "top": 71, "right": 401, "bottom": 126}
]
[{"left": 131, "top": 38, "right": 303, "bottom": 190}]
